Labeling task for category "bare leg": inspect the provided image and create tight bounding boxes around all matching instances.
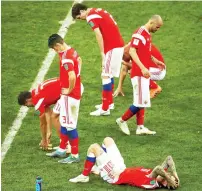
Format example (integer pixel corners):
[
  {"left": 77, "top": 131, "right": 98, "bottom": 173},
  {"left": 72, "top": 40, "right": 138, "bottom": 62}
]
[{"left": 51, "top": 112, "right": 60, "bottom": 137}]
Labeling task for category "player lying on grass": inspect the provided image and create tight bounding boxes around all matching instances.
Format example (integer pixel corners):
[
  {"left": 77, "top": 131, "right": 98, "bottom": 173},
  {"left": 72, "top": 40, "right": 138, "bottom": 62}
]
[
  {"left": 114, "top": 43, "right": 166, "bottom": 135},
  {"left": 18, "top": 77, "right": 61, "bottom": 150},
  {"left": 69, "top": 137, "right": 180, "bottom": 190}
]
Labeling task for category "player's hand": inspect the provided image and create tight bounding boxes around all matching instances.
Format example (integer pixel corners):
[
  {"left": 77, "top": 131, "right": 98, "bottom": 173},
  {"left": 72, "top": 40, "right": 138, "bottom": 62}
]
[
  {"left": 113, "top": 88, "right": 125, "bottom": 97},
  {"left": 157, "top": 61, "right": 166, "bottom": 70},
  {"left": 172, "top": 172, "right": 180, "bottom": 186},
  {"left": 141, "top": 67, "right": 150, "bottom": 78},
  {"left": 167, "top": 176, "right": 178, "bottom": 190},
  {"left": 62, "top": 88, "right": 69, "bottom": 95}
]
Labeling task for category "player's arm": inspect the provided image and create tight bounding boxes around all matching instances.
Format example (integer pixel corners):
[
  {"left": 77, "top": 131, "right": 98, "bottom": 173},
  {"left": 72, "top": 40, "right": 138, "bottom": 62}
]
[
  {"left": 161, "top": 156, "right": 180, "bottom": 185},
  {"left": 151, "top": 55, "right": 165, "bottom": 69},
  {"left": 149, "top": 165, "right": 178, "bottom": 189},
  {"left": 94, "top": 28, "right": 105, "bottom": 61},
  {"left": 44, "top": 107, "right": 52, "bottom": 144},
  {"left": 62, "top": 70, "right": 76, "bottom": 95},
  {"left": 113, "top": 64, "right": 129, "bottom": 97},
  {"left": 129, "top": 47, "right": 150, "bottom": 78},
  {"left": 39, "top": 113, "right": 48, "bottom": 150},
  {"left": 122, "top": 61, "right": 132, "bottom": 68}
]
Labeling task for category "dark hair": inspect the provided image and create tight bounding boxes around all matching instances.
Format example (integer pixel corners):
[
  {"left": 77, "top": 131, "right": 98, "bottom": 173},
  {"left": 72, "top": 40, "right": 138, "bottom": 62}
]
[
  {"left": 72, "top": 3, "right": 88, "bottom": 19},
  {"left": 18, "top": 91, "right": 31, "bottom": 105},
  {"left": 48, "top": 34, "right": 64, "bottom": 48}
]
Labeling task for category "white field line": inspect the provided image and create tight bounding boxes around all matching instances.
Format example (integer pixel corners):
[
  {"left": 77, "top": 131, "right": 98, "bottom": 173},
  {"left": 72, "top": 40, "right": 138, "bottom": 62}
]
[{"left": 1, "top": 0, "right": 83, "bottom": 163}]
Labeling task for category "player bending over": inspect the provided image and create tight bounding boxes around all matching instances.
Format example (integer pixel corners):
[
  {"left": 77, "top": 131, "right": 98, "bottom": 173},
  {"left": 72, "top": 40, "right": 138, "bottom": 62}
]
[
  {"left": 18, "top": 77, "right": 61, "bottom": 150},
  {"left": 69, "top": 137, "right": 179, "bottom": 190}
]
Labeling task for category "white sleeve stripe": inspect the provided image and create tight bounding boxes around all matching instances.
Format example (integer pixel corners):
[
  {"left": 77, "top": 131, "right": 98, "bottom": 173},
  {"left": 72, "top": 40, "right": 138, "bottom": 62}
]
[
  {"left": 132, "top": 34, "right": 146, "bottom": 45},
  {"left": 86, "top": 14, "right": 102, "bottom": 22},
  {"left": 35, "top": 98, "right": 45, "bottom": 110},
  {"left": 62, "top": 59, "right": 74, "bottom": 65}
]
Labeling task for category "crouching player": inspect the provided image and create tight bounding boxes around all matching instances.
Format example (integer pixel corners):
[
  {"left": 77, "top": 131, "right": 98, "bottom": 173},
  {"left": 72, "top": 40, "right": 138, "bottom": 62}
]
[
  {"left": 18, "top": 77, "right": 61, "bottom": 150},
  {"left": 69, "top": 137, "right": 179, "bottom": 190}
]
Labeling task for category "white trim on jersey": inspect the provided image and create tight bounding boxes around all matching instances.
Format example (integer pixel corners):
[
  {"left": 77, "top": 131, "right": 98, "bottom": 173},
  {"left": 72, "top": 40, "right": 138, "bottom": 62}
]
[
  {"left": 35, "top": 98, "right": 45, "bottom": 111},
  {"left": 62, "top": 59, "right": 74, "bottom": 65},
  {"left": 86, "top": 14, "right": 102, "bottom": 22},
  {"left": 132, "top": 34, "right": 146, "bottom": 45}
]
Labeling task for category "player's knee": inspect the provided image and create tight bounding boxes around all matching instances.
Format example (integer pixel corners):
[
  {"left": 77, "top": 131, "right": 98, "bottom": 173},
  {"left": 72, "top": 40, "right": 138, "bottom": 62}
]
[
  {"left": 103, "top": 137, "right": 114, "bottom": 147},
  {"left": 88, "top": 143, "right": 100, "bottom": 152}
]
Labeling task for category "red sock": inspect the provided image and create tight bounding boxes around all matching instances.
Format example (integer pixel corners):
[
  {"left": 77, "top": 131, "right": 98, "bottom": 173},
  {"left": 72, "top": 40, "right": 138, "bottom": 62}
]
[
  {"left": 59, "top": 134, "right": 69, "bottom": 149},
  {"left": 69, "top": 137, "right": 79, "bottom": 155},
  {"left": 136, "top": 108, "right": 145, "bottom": 126},
  {"left": 122, "top": 109, "right": 135, "bottom": 121},
  {"left": 102, "top": 90, "right": 109, "bottom": 111},
  {"left": 150, "top": 80, "right": 158, "bottom": 89},
  {"left": 108, "top": 91, "right": 113, "bottom": 105},
  {"left": 82, "top": 159, "right": 95, "bottom": 176}
]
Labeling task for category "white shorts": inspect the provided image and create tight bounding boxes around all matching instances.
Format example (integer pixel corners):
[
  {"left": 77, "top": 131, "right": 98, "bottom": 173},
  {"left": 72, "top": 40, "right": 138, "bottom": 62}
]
[
  {"left": 149, "top": 67, "right": 166, "bottom": 81},
  {"left": 53, "top": 95, "right": 80, "bottom": 129},
  {"left": 131, "top": 76, "right": 151, "bottom": 107},
  {"left": 96, "top": 144, "right": 126, "bottom": 184},
  {"left": 102, "top": 47, "right": 124, "bottom": 78}
]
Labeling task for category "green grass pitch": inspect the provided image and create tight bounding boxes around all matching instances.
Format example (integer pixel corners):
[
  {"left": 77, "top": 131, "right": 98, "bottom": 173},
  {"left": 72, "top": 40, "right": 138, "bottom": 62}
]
[{"left": 1, "top": 1, "right": 202, "bottom": 191}]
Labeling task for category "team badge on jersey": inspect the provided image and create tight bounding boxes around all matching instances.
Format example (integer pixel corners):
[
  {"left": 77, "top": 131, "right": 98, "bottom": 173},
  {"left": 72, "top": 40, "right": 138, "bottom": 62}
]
[
  {"left": 133, "top": 39, "right": 139, "bottom": 45},
  {"left": 88, "top": 21, "right": 95, "bottom": 28},
  {"left": 63, "top": 63, "right": 69, "bottom": 71}
]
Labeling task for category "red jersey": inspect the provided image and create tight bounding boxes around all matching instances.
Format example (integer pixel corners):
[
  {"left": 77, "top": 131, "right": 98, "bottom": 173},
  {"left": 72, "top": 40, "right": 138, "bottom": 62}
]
[
  {"left": 130, "top": 26, "right": 152, "bottom": 78},
  {"left": 32, "top": 78, "right": 61, "bottom": 115},
  {"left": 86, "top": 8, "right": 124, "bottom": 54},
  {"left": 114, "top": 167, "right": 159, "bottom": 189},
  {"left": 59, "top": 46, "right": 81, "bottom": 100}
]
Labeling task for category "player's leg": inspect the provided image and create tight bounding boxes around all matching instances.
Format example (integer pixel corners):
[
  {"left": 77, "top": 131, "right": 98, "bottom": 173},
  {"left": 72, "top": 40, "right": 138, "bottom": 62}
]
[
  {"left": 46, "top": 97, "right": 69, "bottom": 158},
  {"left": 44, "top": 107, "right": 52, "bottom": 144},
  {"left": 92, "top": 47, "right": 124, "bottom": 115},
  {"left": 58, "top": 96, "right": 80, "bottom": 163},
  {"left": 102, "top": 137, "right": 126, "bottom": 170},
  {"left": 51, "top": 111, "right": 60, "bottom": 137},
  {"left": 135, "top": 108, "right": 156, "bottom": 135},
  {"left": 69, "top": 143, "right": 104, "bottom": 183},
  {"left": 116, "top": 76, "right": 153, "bottom": 135},
  {"left": 90, "top": 50, "right": 113, "bottom": 116}
]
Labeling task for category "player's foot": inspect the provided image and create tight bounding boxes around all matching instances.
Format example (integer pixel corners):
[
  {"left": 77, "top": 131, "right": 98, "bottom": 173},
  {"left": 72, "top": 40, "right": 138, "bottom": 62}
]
[
  {"left": 53, "top": 145, "right": 71, "bottom": 154},
  {"left": 116, "top": 118, "right": 130, "bottom": 135},
  {"left": 91, "top": 165, "right": 100, "bottom": 175},
  {"left": 69, "top": 174, "right": 89, "bottom": 183},
  {"left": 46, "top": 150, "right": 66, "bottom": 158},
  {"left": 90, "top": 108, "right": 110, "bottom": 116},
  {"left": 40, "top": 143, "right": 53, "bottom": 151},
  {"left": 95, "top": 103, "right": 115, "bottom": 110},
  {"left": 58, "top": 154, "right": 80, "bottom": 164},
  {"left": 136, "top": 126, "right": 156, "bottom": 135},
  {"left": 150, "top": 85, "right": 162, "bottom": 98}
]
